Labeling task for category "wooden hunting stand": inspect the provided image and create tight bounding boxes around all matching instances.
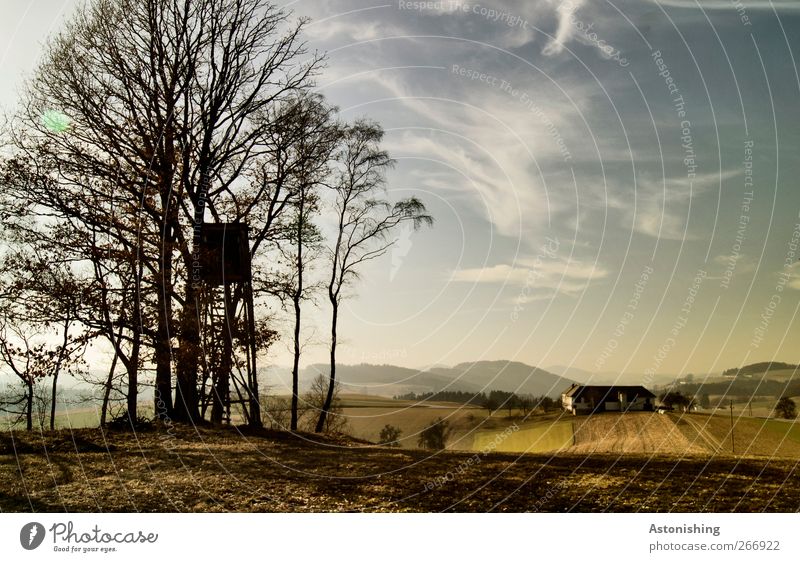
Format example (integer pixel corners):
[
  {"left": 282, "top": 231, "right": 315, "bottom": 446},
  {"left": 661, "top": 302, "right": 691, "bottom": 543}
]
[{"left": 197, "top": 223, "right": 261, "bottom": 427}]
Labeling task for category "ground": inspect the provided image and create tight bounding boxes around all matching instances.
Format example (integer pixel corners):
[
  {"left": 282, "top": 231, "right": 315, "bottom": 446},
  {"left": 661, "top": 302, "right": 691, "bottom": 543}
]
[{"left": 1, "top": 424, "right": 799, "bottom": 513}]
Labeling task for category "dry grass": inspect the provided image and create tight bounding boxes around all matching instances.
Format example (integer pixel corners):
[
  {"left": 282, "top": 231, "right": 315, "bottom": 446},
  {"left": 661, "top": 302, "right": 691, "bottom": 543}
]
[
  {"left": 2, "top": 425, "right": 800, "bottom": 512},
  {"left": 570, "top": 412, "right": 708, "bottom": 455}
]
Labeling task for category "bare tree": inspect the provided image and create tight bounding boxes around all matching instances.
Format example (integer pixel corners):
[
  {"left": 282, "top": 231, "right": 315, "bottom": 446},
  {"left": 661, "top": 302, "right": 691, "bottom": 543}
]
[
  {"left": 0, "top": 247, "right": 87, "bottom": 430},
  {"left": 3, "top": 0, "right": 323, "bottom": 426},
  {"left": 270, "top": 95, "right": 341, "bottom": 430},
  {"left": 315, "top": 121, "right": 433, "bottom": 433},
  {"left": 303, "top": 373, "right": 347, "bottom": 434}
]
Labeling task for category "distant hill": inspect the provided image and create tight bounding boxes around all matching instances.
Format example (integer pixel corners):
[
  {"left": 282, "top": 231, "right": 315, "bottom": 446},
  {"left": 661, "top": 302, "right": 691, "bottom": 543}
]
[
  {"left": 262, "top": 360, "right": 574, "bottom": 398},
  {"left": 722, "top": 362, "right": 798, "bottom": 378},
  {"left": 428, "top": 360, "right": 573, "bottom": 398},
  {"left": 302, "top": 363, "right": 480, "bottom": 396}
]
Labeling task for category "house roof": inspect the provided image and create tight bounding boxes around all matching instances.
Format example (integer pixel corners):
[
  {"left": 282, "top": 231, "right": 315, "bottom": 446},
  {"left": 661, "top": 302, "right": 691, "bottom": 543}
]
[{"left": 562, "top": 384, "right": 656, "bottom": 399}]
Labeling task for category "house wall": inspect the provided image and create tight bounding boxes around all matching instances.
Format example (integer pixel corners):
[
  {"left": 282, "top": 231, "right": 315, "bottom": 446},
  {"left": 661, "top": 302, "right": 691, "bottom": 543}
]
[
  {"left": 626, "top": 397, "right": 654, "bottom": 411},
  {"left": 563, "top": 388, "right": 655, "bottom": 414}
]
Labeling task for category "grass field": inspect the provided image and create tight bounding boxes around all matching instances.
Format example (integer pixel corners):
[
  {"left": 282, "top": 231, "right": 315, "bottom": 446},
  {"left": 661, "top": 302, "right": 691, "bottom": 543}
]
[
  {"left": 2, "top": 425, "right": 800, "bottom": 512},
  {"left": 4, "top": 395, "right": 800, "bottom": 512},
  {"left": 341, "top": 398, "right": 491, "bottom": 449},
  {"left": 675, "top": 412, "right": 800, "bottom": 457},
  {"left": 9, "top": 394, "right": 800, "bottom": 459},
  {"left": 471, "top": 419, "right": 575, "bottom": 453},
  {"left": 1, "top": 408, "right": 101, "bottom": 431},
  {"left": 701, "top": 394, "right": 800, "bottom": 418}
]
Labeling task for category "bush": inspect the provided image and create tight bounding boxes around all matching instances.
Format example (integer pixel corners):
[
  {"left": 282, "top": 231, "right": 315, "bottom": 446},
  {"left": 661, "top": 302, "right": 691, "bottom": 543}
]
[
  {"left": 775, "top": 397, "right": 797, "bottom": 420},
  {"left": 261, "top": 395, "right": 292, "bottom": 430},
  {"left": 378, "top": 424, "right": 402, "bottom": 447},
  {"left": 659, "top": 391, "right": 694, "bottom": 411},
  {"left": 417, "top": 417, "right": 451, "bottom": 450},
  {"left": 106, "top": 411, "right": 154, "bottom": 431}
]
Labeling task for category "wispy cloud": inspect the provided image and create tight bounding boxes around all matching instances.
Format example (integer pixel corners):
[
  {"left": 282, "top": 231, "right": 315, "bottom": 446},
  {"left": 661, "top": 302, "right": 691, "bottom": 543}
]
[
  {"left": 629, "top": 169, "right": 740, "bottom": 240},
  {"left": 542, "top": 0, "right": 583, "bottom": 56},
  {"left": 452, "top": 252, "right": 608, "bottom": 297},
  {"left": 784, "top": 261, "right": 800, "bottom": 291}
]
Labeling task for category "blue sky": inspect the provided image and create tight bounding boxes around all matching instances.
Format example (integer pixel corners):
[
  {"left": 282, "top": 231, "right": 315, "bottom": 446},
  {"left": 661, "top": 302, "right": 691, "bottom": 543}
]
[{"left": 2, "top": 0, "right": 800, "bottom": 377}]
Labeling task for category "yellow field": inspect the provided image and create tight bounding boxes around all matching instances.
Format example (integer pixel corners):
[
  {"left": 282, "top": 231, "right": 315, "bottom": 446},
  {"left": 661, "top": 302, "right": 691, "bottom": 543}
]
[{"left": 471, "top": 419, "right": 575, "bottom": 453}]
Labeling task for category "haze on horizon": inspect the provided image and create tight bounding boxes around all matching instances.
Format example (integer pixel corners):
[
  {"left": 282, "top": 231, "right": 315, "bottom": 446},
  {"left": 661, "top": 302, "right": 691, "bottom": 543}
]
[{"left": 1, "top": 0, "right": 799, "bottom": 380}]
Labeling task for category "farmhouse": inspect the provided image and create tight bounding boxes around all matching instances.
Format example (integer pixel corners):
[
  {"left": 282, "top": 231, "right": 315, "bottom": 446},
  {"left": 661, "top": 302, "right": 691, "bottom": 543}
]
[{"left": 561, "top": 384, "right": 655, "bottom": 415}]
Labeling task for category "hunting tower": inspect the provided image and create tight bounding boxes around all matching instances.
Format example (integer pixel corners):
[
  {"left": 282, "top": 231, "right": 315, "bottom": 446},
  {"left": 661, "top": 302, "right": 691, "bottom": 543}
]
[{"left": 197, "top": 223, "right": 261, "bottom": 427}]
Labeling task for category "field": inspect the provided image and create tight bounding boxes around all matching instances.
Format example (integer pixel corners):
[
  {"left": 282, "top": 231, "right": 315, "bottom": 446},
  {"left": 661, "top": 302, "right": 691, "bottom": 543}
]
[
  {"left": 471, "top": 418, "right": 575, "bottom": 453},
  {"left": 339, "top": 394, "right": 492, "bottom": 449},
  {"left": 675, "top": 412, "right": 800, "bottom": 457},
  {"left": 2, "top": 424, "right": 800, "bottom": 512},
  {"left": 3, "top": 394, "right": 800, "bottom": 512},
  {"left": 0, "top": 407, "right": 102, "bottom": 431}
]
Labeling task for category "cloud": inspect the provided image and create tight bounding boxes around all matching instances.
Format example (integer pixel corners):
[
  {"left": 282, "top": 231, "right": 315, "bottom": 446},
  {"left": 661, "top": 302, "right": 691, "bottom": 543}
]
[
  {"left": 542, "top": 0, "right": 584, "bottom": 56},
  {"left": 328, "top": 64, "right": 594, "bottom": 238},
  {"left": 629, "top": 169, "right": 741, "bottom": 240},
  {"left": 784, "top": 261, "right": 800, "bottom": 291},
  {"left": 303, "top": 0, "right": 756, "bottom": 250},
  {"left": 702, "top": 253, "right": 757, "bottom": 281},
  {"left": 452, "top": 248, "right": 608, "bottom": 297}
]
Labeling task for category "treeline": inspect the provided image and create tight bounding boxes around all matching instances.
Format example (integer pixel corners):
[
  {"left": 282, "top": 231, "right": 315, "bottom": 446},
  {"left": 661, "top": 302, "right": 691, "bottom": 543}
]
[
  {"left": 721, "top": 362, "right": 798, "bottom": 378},
  {"left": 674, "top": 380, "right": 800, "bottom": 402},
  {"left": 395, "top": 390, "right": 559, "bottom": 413}
]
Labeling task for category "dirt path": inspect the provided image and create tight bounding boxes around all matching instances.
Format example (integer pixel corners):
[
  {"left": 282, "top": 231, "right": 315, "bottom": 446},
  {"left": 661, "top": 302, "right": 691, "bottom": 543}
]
[{"left": 679, "top": 414, "right": 724, "bottom": 453}]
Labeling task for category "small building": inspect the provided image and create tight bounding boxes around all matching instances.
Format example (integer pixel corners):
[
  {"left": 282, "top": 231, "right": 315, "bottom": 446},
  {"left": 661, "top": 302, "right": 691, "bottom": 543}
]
[{"left": 561, "top": 384, "right": 655, "bottom": 415}]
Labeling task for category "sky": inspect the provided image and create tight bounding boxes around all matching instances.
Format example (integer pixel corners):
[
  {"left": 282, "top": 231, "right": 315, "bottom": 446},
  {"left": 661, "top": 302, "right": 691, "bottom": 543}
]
[{"left": 2, "top": 0, "right": 800, "bottom": 378}]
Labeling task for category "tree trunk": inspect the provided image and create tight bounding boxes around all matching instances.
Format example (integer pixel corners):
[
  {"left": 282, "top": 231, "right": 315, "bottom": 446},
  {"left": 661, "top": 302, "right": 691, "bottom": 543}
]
[
  {"left": 50, "top": 315, "right": 73, "bottom": 430},
  {"left": 290, "top": 294, "right": 301, "bottom": 431},
  {"left": 127, "top": 333, "right": 140, "bottom": 421},
  {"left": 154, "top": 240, "right": 174, "bottom": 419},
  {"left": 49, "top": 372, "right": 59, "bottom": 431},
  {"left": 100, "top": 350, "right": 119, "bottom": 427},
  {"left": 25, "top": 380, "right": 33, "bottom": 431},
  {"left": 316, "top": 300, "right": 338, "bottom": 433},
  {"left": 155, "top": 185, "right": 179, "bottom": 420},
  {"left": 290, "top": 203, "right": 304, "bottom": 431},
  {"left": 245, "top": 283, "right": 262, "bottom": 429},
  {"left": 174, "top": 284, "right": 200, "bottom": 423},
  {"left": 126, "top": 256, "right": 143, "bottom": 422},
  {"left": 154, "top": 302, "right": 173, "bottom": 420}
]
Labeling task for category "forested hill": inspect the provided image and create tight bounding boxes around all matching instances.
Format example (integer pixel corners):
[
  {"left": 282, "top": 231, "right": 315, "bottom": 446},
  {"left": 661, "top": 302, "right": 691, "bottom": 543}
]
[
  {"left": 301, "top": 360, "right": 574, "bottom": 398},
  {"left": 721, "top": 362, "right": 798, "bottom": 377}
]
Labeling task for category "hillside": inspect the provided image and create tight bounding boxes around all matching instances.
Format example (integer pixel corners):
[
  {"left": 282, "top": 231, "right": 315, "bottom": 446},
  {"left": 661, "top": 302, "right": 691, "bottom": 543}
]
[
  {"left": 722, "top": 362, "right": 798, "bottom": 378},
  {"left": 2, "top": 426, "right": 800, "bottom": 512},
  {"left": 429, "top": 360, "right": 574, "bottom": 398},
  {"left": 303, "top": 363, "right": 482, "bottom": 395},
  {"left": 266, "top": 360, "right": 575, "bottom": 398}
]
